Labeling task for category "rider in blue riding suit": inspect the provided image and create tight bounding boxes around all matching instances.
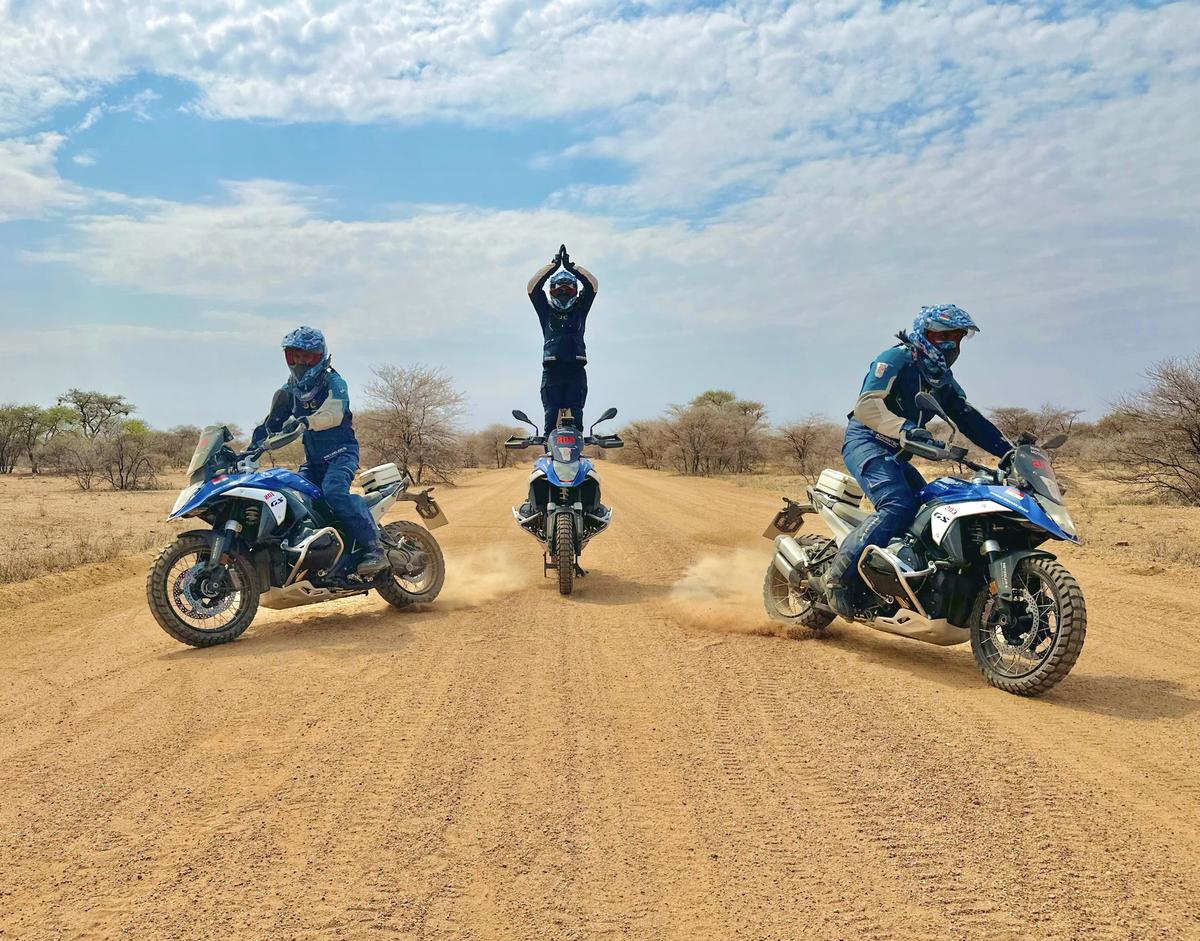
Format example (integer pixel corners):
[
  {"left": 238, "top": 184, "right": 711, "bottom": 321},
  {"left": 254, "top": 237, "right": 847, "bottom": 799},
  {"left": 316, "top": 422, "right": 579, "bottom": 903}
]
[
  {"left": 824, "top": 305, "right": 1013, "bottom": 619},
  {"left": 527, "top": 245, "right": 599, "bottom": 433},
  {"left": 250, "top": 327, "right": 387, "bottom": 577}
]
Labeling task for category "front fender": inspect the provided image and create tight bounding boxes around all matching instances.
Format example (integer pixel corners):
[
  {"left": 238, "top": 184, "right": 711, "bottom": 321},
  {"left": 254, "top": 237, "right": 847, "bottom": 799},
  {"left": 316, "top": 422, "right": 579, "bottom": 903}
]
[{"left": 989, "top": 549, "right": 1056, "bottom": 600}]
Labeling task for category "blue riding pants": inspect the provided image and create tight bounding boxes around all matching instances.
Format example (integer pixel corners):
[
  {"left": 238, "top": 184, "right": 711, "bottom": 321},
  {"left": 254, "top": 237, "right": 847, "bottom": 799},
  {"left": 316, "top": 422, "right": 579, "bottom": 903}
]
[
  {"left": 300, "top": 447, "right": 379, "bottom": 551},
  {"left": 541, "top": 362, "right": 587, "bottom": 432},
  {"left": 828, "top": 439, "right": 926, "bottom": 592}
]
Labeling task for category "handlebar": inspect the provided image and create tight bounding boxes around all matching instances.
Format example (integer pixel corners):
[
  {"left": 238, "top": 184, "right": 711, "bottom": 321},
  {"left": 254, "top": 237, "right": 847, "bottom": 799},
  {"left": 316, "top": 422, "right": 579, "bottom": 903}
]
[
  {"left": 899, "top": 439, "right": 999, "bottom": 481},
  {"left": 505, "top": 435, "right": 546, "bottom": 450},
  {"left": 503, "top": 434, "right": 624, "bottom": 451}
]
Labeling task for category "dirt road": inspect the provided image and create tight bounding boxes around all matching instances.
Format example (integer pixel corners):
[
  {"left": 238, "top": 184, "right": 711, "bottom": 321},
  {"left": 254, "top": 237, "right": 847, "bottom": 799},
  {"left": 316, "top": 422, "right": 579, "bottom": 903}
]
[{"left": 2, "top": 464, "right": 1198, "bottom": 940}]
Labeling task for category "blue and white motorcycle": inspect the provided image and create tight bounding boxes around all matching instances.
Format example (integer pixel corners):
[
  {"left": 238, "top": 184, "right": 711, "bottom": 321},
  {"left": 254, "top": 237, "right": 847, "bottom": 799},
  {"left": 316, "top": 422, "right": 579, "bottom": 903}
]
[
  {"left": 505, "top": 407, "right": 624, "bottom": 595},
  {"left": 763, "top": 392, "right": 1086, "bottom": 696},
  {"left": 147, "top": 423, "right": 447, "bottom": 647}
]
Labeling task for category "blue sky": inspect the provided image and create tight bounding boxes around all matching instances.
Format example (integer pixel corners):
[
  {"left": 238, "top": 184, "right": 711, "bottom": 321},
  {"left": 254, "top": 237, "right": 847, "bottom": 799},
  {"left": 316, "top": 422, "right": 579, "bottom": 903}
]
[{"left": 1, "top": 0, "right": 1197, "bottom": 432}]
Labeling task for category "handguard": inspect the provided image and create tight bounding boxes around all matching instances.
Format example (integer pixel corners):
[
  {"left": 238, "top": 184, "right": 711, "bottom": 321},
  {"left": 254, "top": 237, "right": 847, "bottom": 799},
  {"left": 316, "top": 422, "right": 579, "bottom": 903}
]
[{"left": 899, "top": 428, "right": 948, "bottom": 461}]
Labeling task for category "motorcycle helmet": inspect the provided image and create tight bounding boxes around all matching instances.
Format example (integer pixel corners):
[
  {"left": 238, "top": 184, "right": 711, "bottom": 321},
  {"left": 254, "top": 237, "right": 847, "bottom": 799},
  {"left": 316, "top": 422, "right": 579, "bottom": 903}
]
[
  {"left": 907, "top": 305, "right": 979, "bottom": 386},
  {"left": 548, "top": 270, "right": 579, "bottom": 311},
  {"left": 281, "top": 326, "right": 330, "bottom": 403}
]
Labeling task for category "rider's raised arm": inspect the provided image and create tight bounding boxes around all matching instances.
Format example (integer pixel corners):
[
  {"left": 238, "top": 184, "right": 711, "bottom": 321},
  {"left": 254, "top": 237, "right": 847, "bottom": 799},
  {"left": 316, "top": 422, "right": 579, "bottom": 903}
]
[
  {"left": 527, "top": 260, "right": 557, "bottom": 300},
  {"left": 572, "top": 264, "right": 598, "bottom": 302},
  {"left": 941, "top": 378, "right": 1012, "bottom": 458},
  {"left": 307, "top": 372, "right": 349, "bottom": 432},
  {"left": 250, "top": 385, "right": 292, "bottom": 447},
  {"left": 851, "top": 347, "right": 914, "bottom": 440}
]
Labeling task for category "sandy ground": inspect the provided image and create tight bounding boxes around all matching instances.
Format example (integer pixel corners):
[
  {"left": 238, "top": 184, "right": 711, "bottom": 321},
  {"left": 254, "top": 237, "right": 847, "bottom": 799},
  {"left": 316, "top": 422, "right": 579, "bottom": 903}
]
[
  {"left": 0, "top": 473, "right": 188, "bottom": 584},
  {"left": 1, "top": 463, "right": 1198, "bottom": 940}
]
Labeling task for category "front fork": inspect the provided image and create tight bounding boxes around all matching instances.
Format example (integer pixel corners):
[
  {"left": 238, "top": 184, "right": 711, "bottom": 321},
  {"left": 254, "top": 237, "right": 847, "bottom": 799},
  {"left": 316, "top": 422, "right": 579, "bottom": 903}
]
[{"left": 199, "top": 520, "right": 243, "bottom": 576}]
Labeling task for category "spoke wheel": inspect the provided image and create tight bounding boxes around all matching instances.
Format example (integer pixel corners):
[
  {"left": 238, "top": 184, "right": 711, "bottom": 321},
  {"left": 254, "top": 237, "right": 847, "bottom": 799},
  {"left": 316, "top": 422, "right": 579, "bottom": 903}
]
[
  {"left": 762, "top": 535, "right": 834, "bottom": 632},
  {"left": 970, "top": 557, "right": 1086, "bottom": 696},
  {"left": 147, "top": 534, "right": 258, "bottom": 647},
  {"left": 375, "top": 520, "right": 446, "bottom": 608}
]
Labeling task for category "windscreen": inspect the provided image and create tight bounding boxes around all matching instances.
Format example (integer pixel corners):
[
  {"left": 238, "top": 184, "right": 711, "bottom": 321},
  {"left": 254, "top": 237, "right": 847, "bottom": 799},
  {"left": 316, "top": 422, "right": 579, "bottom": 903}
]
[
  {"left": 1013, "top": 446, "right": 1063, "bottom": 505},
  {"left": 550, "top": 429, "right": 582, "bottom": 464},
  {"left": 185, "top": 425, "right": 231, "bottom": 480}
]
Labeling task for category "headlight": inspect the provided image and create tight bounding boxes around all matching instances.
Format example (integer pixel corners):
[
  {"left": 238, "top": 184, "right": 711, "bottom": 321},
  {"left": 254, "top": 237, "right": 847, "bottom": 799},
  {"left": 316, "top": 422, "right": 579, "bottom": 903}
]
[
  {"left": 171, "top": 482, "right": 202, "bottom": 516},
  {"left": 1041, "top": 499, "right": 1077, "bottom": 539},
  {"left": 553, "top": 461, "right": 579, "bottom": 482}
]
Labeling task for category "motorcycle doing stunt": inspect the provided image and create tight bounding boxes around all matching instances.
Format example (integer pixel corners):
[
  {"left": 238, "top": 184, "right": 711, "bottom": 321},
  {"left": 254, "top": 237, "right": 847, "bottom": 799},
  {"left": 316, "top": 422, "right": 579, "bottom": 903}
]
[
  {"left": 147, "top": 423, "right": 447, "bottom": 647},
  {"left": 506, "top": 406, "right": 624, "bottom": 595},
  {"left": 763, "top": 392, "right": 1086, "bottom": 696}
]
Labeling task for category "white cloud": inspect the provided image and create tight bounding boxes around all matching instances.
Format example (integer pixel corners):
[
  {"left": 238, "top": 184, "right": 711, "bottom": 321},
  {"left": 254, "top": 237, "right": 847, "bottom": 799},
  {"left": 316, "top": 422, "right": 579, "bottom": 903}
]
[
  {"left": 1, "top": 1, "right": 1197, "bottom": 423},
  {"left": 2, "top": 1, "right": 1196, "bottom": 212},
  {"left": 0, "top": 133, "right": 85, "bottom": 221}
]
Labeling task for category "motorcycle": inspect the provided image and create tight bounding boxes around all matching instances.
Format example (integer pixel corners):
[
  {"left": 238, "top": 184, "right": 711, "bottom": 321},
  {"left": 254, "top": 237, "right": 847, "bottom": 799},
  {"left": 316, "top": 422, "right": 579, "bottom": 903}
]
[
  {"left": 762, "top": 391, "right": 1086, "bottom": 696},
  {"left": 147, "top": 423, "right": 448, "bottom": 648},
  {"left": 505, "top": 407, "right": 624, "bottom": 595}
]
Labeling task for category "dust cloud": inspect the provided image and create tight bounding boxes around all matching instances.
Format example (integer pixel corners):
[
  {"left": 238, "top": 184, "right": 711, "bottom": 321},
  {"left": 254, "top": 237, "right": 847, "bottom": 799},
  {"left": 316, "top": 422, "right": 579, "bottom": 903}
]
[
  {"left": 435, "top": 545, "right": 534, "bottom": 610},
  {"left": 668, "top": 547, "right": 778, "bottom": 636}
]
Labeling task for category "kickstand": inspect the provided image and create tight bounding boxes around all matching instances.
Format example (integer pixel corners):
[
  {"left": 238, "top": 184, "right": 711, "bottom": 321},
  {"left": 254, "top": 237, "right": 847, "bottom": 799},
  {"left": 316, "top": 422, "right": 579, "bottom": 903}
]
[{"left": 574, "top": 563, "right": 588, "bottom": 577}]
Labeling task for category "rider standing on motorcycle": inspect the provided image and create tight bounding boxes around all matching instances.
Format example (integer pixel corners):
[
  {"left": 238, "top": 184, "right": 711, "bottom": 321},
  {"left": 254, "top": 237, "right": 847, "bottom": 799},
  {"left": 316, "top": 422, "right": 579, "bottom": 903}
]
[
  {"left": 250, "top": 326, "right": 388, "bottom": 577},
  {"left": 527, "top": 244, "right": 599, "bottom": 433},
  {"left": 825, "top": 305, "right": 1013, "bottom": 618}
]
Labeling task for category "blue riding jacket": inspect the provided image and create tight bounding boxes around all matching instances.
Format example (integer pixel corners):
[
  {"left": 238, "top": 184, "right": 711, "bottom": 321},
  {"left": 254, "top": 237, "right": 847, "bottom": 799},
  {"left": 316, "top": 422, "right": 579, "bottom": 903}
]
[
  {"left": 527, "top": 265, "right": 598, "bottom": 365},
  {"left": 251, "top": 368, "right": 359, "bottom": 465},
  {"left": 843, "top": 344, "right": 1010, "bottom": 469}
]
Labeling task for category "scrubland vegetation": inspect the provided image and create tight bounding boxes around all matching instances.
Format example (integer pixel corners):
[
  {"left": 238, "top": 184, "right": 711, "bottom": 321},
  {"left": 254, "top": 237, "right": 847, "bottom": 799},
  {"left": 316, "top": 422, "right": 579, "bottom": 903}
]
[{"left": 2, "top": 355, "right": 1198, "bottom": 584}]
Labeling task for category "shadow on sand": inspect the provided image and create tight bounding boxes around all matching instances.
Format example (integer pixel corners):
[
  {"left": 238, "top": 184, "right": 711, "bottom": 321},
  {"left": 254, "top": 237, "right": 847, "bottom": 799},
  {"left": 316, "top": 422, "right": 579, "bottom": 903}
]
[
  {"left": 553, "top": 570, "right": 672, "bottom": 607},
  {"left": 822, "top": 624, "right": 1198, "bottom": 722},
  {"left": 156, "top": 602, "right": 439, "bottom": 661}
]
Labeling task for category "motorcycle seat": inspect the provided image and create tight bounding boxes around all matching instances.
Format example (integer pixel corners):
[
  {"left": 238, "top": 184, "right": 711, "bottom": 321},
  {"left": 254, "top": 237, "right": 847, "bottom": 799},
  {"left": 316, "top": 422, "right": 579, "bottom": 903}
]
[{"left": 830, "top": 502, "right": 871, "bottom": 526}]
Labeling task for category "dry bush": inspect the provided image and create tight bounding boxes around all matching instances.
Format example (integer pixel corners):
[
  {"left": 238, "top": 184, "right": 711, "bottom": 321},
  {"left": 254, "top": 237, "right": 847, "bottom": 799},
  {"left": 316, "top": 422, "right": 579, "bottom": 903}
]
[
  {"left": 462, "top": 424, "right": 524, "bottom": 469},
  {"left": 0, "top": 527, "right": 172, "bottom": 584},
  {"left": 99, "top": 423, "right": 165, "bottom": 491},
  {"left": 663, "top": 391, "right": 769, "bottom": 476},
  {"left": 360, "top": 364, "right": 466, "bottom": 483},
  {"left": 1105, "top": 354, "right": 1200, "bottom": 505},
  {"left": 773, "top": 415, "right": 842, "bottom": 482},
  {"left": 43, "top": 434, "right": 102, "bottom": 490},
  {"left": 614, "top": 419, "right": 670, "bottom": 469},
  {"left": 989, "top": 403, "right": 1084, "bottom": 445}
]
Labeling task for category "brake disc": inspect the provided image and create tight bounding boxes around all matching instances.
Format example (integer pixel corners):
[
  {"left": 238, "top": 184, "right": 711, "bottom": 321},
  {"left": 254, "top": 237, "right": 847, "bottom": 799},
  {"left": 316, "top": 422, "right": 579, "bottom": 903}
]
[{"left": 173, "top": 563, "right": 236, "bottom": 620}]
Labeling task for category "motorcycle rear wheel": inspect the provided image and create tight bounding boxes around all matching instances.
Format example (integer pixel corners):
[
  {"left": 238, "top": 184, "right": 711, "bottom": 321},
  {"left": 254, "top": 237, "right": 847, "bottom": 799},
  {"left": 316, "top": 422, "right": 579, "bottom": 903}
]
[
  {"left": 762, "top": 535, "right": 835, "bottom": 632},
  {"left": 146, "top": 534, "right": 259, "bottom": 647},
  {"left": 969, "top": 557, "right": 1086, "bottom": 696},
  {"left": 555, "top": 513, "right": 575, "bottom": 596},
  {"left": 375, "top": 520, "right": 446, "bottom": 608}
]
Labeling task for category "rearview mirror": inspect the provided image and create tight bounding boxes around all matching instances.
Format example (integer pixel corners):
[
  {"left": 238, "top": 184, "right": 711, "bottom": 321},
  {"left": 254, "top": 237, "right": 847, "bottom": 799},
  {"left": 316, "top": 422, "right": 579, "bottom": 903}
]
[
  {"left": 914, "top": 391, "right": 947, "bottom": 419},
  {"left": 1042, "top": 433, "right": 1068, "bottom": 451},
  {"left": 512, "top": 409, "right": 539, "bottom": 433},
  {"left": 597, "top": 407, "right": 617, "bottom": 423}
]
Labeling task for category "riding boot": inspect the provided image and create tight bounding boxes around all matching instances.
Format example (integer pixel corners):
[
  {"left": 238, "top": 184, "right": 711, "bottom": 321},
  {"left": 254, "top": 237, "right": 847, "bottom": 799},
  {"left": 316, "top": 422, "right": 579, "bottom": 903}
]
[{"left": 356, "top": 543, "right": 388, "bottom": 576}]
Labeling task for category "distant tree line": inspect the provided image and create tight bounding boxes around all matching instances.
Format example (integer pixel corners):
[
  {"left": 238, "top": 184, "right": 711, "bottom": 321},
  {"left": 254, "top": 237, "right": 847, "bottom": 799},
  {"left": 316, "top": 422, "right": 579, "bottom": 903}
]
[
  {"left": 609, "top": 353, "right": 1200, "bottom": 506},
  {"left": 6, "top": 353, "right": 1198, "bottom": 504},
  {"left": 0, "top": 389, "right": 211, "bottom": 491}
]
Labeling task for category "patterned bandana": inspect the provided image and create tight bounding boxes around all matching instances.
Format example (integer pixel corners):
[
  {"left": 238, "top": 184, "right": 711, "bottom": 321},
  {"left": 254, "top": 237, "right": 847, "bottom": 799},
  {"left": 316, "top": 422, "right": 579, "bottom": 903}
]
[{"left": 906, "top": 304, "right": 978, "bottom": 387}]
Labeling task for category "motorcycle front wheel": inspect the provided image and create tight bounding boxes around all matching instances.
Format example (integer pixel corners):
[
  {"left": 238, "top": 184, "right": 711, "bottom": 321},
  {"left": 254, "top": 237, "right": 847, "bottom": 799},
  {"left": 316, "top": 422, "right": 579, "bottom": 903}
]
[
  {"left": 969, "top": 557, "right": 1086, "bottom": 696},
  {"left": 555, "top": 513, "right": 575, "bottom": 596},
  {"left": 146, "top": 534, "right": 259, "bottom": 647},
  {"left": 375, "top": 520, "right": 446, "bottom": 608}
]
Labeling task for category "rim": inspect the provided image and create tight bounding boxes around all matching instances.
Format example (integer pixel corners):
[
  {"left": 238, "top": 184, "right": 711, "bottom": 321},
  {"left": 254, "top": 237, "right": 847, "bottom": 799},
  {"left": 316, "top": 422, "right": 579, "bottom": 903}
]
[
  {"left": 387, "top": 532, "right": 438, "bottom": 594},
  {"left": 766, "top": 565, "right": 819, "bottom": 620},
  {"left": 977, "top": 565, "right": 1062, "bottom": 679},
  {"left": 165, "top": 549, "right": 249, "bottom": 632}
]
